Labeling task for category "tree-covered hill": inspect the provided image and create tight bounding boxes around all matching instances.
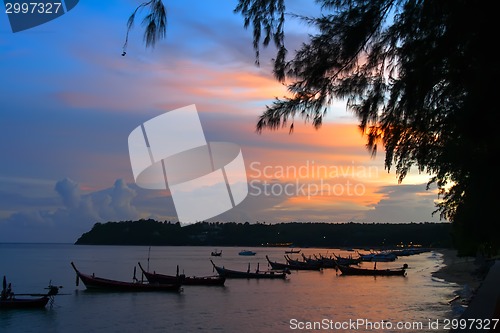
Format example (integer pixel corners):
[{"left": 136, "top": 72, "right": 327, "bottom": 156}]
[{"left": 75, "top": 220, "right": 453, "bottom": 248}]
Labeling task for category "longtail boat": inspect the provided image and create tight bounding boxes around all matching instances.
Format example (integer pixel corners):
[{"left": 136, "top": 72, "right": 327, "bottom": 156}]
[
  {"left": 1, "top": 295, "right": 51, "bottom": 309},
  {"left": 336, "top": 263, "right": 407, "bottom": 276},
  {"left": 332, "top": 253, "right": 362, "bottom": 266},
  {"left": 296, "top": 253, "right": 334, "bottom": 269},
  {"left": 310, "top": 254, "right": 337, "bottom": 268},
  {"left": 210, "top": 260, "right": 288, "bottom": 279},
  {"left": 268, "top": 255, "right": 322, "bottom": 271},
  {"left": 137, "top": 262, "right": 225, "bottom": 286},
  {"left": 356, "top": 251, "right": 398, "bottom": 262},
  {"left": 70, "top": 262, "right": 181, "bottom": 292},
  {"left": 286, "top": 255, "right": 323, "bottom": 270},
  {"left": 211, "top": 250, "right": 222, "bottom": 257},
  {"left": 0, "top": 276, "right": 60, "bottom": 309}
]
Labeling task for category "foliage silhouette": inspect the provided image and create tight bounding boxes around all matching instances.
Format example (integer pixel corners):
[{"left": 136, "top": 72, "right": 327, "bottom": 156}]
[
  {"left": 126, "top": 1, "right": 498, "bottom": 256},
  {"left": 75, "top": 220, "right": 453, "bottom": 249}
]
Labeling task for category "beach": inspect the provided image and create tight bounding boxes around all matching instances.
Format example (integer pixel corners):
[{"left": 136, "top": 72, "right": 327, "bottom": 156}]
[
  {"left": 433, "top": 248, "right": 500, "bottom": 332},
  {"left": 433, "top": 249, "right": 485, "bottom": 293}
]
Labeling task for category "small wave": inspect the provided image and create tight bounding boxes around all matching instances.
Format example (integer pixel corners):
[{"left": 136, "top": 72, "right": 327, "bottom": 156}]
[{"left": 431, "top": 276, "right": 457, "bottom": 285}]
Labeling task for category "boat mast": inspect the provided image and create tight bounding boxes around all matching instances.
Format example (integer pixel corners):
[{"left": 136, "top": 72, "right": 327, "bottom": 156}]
[{"left": 147, "top": 246, "right": 151, "bottom": 272}]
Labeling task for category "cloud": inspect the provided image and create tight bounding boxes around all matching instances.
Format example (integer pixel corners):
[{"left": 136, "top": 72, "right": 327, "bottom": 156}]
[
  {"left": 104, "top": 179, "right": 139, "bottom": 220},
  {"left": 364, "top": 184, "right": 444, "bottom": 223},
  {"left": 205, "top": 176, "right": 443, "bottom": 225},
  {"left": 55, "top": 178, "right": 81, "bottom": 209},
  {"left": 0, "top": 177, "right": 444, "bottom": 243},
  {"left": 0, "top": 178, "right": 143, "bottom": 242}
]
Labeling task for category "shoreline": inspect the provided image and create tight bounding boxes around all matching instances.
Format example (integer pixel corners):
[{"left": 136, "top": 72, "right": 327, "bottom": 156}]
[
  {"left": 432, "top": 248, "right": 491, "bottom": 307},
  {"left": 433, "top": 248, "right": 484, "bottom": 287}
]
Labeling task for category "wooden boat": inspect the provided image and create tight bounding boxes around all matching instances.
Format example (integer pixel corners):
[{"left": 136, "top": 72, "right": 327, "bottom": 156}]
[
  {"left": 238, "top": 250, "right": 256, "bottom": 256},
  {"left": 1, "top": 295, "right": 51, "bottom": 309},
  {"left": 285, "top": 249, "right": 301, "bottom": 254},
  {"left": 357, "top": 251, "right": 398, "bottom": 262},
  {"left": 210, "top": 260, "right": 288, "bottom": 279},
  {"left": 332, "top": 253, "right": 362, "bottom": 266},
  {"left": 336, "top": 263, "right": 407, "bottom": 276},
  {"left": 287, "top": 254, "right": 324, "bottom": 270},
  {"left": 309, "top": 254, "right": 337, "bottom": 268},
  {"left": 211, "top": 250, "right": 222, "bottom": 257},
  {"left": 0, "top": 276, "right": 60, "bottom": 309},
  {"left": 266, "top": 255, "right": 322, "bottom": 271},
  {"left": 293, "top": 253, "right": 334, "bottom": 269},
  {"left": 137, "top": 262, "right": 225, "bottom": 286},
  {"left": 70, "top": 262, "right": 181, "bottom": 292},
  {"left": 391, "top": 248, "right": 428, "bottom": 256},
  {"left": 0, "top": 287, "right": 60, "bottom": 309}
]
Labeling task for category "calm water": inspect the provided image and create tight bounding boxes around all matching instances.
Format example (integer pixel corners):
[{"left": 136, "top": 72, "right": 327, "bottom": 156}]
[{"left": 0, "top": 244, "right": 463, "bottom": 333}]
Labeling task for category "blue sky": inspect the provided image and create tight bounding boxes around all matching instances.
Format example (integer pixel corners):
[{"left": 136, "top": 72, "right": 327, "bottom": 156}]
[{"left": 0, "top": 0, "right": 445, "bottom": 243}]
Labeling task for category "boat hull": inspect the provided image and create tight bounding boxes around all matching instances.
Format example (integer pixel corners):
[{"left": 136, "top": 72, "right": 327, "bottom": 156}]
[
  {"left": 267, "top": 255, "right": 322, "bottom": 271},
  {"left": 138, "top": 263, "right": 225, "bottom": 286},
  {"left": 0, "top": 297, "right": 49, "bottom": 309},
  {"left": 337, "top": 265, "right": 406, "bottom": 276},
  {"left": 71, "top": 262, "right": 181, "bottom": 292},
  {"left": 210, "top": 260, "right": 287, "bottom": 279}
]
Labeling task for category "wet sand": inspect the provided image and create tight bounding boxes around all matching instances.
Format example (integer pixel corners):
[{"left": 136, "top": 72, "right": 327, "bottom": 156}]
[
  {"left": 432, "top": 249, "right": 485, "bottom": 293},
  {"left": 433, "top": 249, "right": 500, "bottom": 332}
]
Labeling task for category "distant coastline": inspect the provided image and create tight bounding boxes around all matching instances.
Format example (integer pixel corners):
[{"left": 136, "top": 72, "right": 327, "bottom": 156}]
[{"left": 75, "top": 220, "right": 453, "bottom": 248}]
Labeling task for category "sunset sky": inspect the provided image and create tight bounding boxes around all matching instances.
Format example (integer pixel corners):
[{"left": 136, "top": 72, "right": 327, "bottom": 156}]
[{"left": 0, "top": 0, "right": 446, "bottom": 243}]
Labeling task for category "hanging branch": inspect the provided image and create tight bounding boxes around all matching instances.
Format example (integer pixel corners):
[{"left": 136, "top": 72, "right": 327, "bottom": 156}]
[{"left": 122, "top": 0, "right": 167, "bottom": 56}]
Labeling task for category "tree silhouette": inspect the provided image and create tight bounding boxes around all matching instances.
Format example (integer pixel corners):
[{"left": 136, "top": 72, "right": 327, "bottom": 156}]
[
  {"left": 122, "top": 0, "right": 166, "bottom": 56},
  {"left": 127, "top": 0, "right": 498, "bottom": 256}
]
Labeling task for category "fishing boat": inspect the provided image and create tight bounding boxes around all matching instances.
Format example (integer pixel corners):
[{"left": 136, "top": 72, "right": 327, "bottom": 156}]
[
  {"left": 211, "top": 249, "right": 222, "bottom": 257},
  {"left": 287, "top": 254, "right": 325, "bottom": 269},
  {"left": 70, "top": 262, "right": 181, "bottom": 292},
  {"left": 332, "top": 253, "right": 362, "bottom": 266},
  {"left": 357, "top": 251, "right": 398, "bottom": 262},
  {"left": 0, "top": 276, "right": 61, "bottom": 310},
  {"left": 294, "top": 253, "right": 334, "bottom": 269},
  {"left": 308, "top": 254, "right": 336, "bottom": 268},
  {"left": 266, "top": 255, "right": 322, "bottom": 271},
  {"left": 336, "top": 263, "right": 407, "bottom": 276},
  {"left": 210, "top": 260, "right": 288, "bottom": 279},
  {"left": 137, "top": 262, "right": 225, "bottom": 286},
  {"left": 238, "top": 250, "right": 256, "bottom": 256}
]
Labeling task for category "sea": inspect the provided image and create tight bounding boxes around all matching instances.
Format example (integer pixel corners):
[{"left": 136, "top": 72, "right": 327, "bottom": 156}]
[{"left": 0, "top": 244, "right": 466, "bottom": 333}]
